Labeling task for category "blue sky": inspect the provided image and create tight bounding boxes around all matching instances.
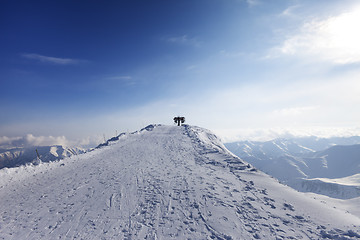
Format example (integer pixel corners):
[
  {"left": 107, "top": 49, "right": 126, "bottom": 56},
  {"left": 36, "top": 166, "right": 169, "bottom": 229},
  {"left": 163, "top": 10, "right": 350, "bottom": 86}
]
[{"left": 1, "top": 0, "right": 360, "bottom": 147}]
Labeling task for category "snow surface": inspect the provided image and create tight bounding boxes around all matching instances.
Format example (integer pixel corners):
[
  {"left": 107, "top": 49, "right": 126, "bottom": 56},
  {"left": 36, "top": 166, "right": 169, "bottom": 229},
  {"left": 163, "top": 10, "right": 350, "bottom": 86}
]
[
  {"left": 288, "top": 173, "right": 360, "bottom": 199},
  {"left": 303, "top": 193, "right": 360, "bottom": 220},
  {"left": 0, "top": 125, "right": 359, "bottom": 239},
  {"left": 290, "top": 178, "right": 360, "bottom": 200},
  {"left": 314, "top": 174, "right": 360, "bottom": 186},
  {"left": 225, "top": 140, "right": 360, "bottom": 199}
]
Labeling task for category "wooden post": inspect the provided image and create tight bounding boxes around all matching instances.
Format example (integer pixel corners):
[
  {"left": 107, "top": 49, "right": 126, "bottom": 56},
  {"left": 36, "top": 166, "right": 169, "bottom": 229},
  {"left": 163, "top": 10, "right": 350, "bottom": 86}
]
[{"left": 35, "top": 149, "right": 40, "bottom": 160}]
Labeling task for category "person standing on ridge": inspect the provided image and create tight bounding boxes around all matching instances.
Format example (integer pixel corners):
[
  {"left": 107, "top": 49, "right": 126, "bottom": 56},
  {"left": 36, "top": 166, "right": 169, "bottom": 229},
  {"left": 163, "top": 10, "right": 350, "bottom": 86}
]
[{"left": 173, "top": 116, "right": 185, "bottom": 126}]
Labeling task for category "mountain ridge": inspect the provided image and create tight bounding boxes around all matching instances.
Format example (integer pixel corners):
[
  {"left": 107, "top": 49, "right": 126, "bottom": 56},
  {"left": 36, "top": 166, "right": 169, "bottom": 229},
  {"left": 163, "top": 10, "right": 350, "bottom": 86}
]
[
  {"left": 225, "top": 138, "right": 360, "bottom": 199},
  {"left": 0, "top": 125, "right": 359, "bottom": 239},
  {"left": 0, "top": 145, "right": 85, "bottom": 170}
]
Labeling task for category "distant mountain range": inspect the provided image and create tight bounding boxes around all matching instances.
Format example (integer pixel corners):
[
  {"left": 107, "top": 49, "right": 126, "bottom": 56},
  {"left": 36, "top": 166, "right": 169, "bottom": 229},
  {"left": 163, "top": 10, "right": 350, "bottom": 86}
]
[
  {"left": 0, "top": 126, "right": 158, "bottom": 170},
  {"left": 0, "top": 146, "right": 86, "bottom": 169},
  {"left": 225, "top": 136, "right": 360, "bottom": 199}
]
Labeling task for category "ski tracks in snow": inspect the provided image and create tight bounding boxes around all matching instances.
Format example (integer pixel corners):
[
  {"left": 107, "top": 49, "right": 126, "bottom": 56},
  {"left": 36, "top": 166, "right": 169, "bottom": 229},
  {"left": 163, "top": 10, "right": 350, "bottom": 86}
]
[{"left": 0, "top": 125, "right": 359, "bottom": 239}]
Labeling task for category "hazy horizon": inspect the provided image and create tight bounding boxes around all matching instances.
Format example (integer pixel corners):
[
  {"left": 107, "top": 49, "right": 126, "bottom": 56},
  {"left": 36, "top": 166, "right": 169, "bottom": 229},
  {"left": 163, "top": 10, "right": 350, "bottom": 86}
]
[{"left": 1, "top": 0, "right": 360, "bottom": 148}]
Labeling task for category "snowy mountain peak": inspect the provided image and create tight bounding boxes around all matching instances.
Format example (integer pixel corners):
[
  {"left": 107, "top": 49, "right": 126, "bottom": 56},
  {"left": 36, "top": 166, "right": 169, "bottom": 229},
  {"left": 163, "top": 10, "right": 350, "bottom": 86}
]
[
  {"left": 226, "top": 137, "right": 360, "bottom": 199},
  {"left": 0, "top": 145, "right": 85, "bottom": 169},
  {"left": 0, "top": 125, "right": 359, "bottom": 239}
]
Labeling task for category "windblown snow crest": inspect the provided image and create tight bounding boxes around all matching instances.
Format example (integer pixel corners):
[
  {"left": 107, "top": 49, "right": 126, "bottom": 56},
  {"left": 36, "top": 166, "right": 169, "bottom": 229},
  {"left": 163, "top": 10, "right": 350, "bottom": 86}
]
[
  {"left": 0, "top": 125, "right": 359, "bottom": 239},
  {"left": 184, "top": 125, "right": 256, "bottom": 171}
]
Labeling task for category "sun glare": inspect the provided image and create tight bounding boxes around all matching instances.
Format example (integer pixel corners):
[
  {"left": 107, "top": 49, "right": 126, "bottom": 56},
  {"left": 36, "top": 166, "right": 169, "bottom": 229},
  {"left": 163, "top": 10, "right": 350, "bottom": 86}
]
[
  {"left": 321, "top": 6, "right": 360, "bottom": 63},
  {"left": 279, "top": 5, "right": 360, "bottom": 64}
]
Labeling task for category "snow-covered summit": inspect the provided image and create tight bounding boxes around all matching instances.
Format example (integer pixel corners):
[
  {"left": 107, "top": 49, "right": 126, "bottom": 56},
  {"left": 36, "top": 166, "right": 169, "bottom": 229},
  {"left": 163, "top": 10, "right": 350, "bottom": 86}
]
[{"left": 0, "top": 125, "right": 359, "bottom": 239}]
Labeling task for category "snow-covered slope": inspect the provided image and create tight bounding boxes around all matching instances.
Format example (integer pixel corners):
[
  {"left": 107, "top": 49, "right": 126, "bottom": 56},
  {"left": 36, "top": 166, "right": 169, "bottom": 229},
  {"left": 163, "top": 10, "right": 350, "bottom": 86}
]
[
  {"left": 0, "top": 146, "right": 85, "bottom": 169},
  {"left": 315, "top": 173, "right": 360, "bottom": 186},
  {"left": 307, "top": 144, "right": 360, "bottom": 178},
  {"left": 289, "top": 174, "right": 360, "bottom": 199},
  {"left": 226, "top": 140, "right": 360, "bottom": 199},
  {"left": 0, "top": 125, "right": 359, "bottom": 239},
  {"left": 304, "top": 192, "right": 360, "bottom": 221}
]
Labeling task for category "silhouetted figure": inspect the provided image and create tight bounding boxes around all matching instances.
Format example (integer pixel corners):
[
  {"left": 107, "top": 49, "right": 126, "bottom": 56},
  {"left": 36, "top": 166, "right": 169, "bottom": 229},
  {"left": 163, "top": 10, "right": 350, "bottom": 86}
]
[{"left": 174, "top": 116, "right": 185, "bottom": 126}]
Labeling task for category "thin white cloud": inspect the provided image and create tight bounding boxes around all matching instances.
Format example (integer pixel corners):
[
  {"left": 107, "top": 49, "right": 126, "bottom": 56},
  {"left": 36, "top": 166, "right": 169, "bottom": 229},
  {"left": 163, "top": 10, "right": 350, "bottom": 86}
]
[
  {"left": 0, "top": 136, "right": 21, "bottom": 146},
  {"left": 0, "top": 134, "right": 70, "bottom": 148},
  {"left": 107, "top": 76, "right": 132, "bottom": 80},
  {"left": 22, "top": 53, "right": 83, "bottom": 65},
  {"left": 105, "top": 75, "right": 135, "bottom": 86},
  {"left": 220, "top": 50, "right": 245, "bottom": 58},
  {"left": 76, "top": 135, "right": 104, "bottom": 149},
  {"left": 272, "top": 5, "right": 360, "bottom": 64},
  {"left": 214, "top": 127, "right": 360, "bottom": 143},
  {"left": 2, "top": 69, "right": 359, "bottom": 146},
  {"left": 186, "top": 65, "right": 197, "bottom": 71},
  {"left": 246, "top": 0, "right": 261, "bottom": 8},
  {"left": 0, "top": 134, "right": 103, "bottom": 149},
  {"left": 280, "top": 5, "right": 300, "bottom": 17},
  {"left": 272, "top": 106, "right": 319, "bottom": 117},
  {"left": 95, "top": 68, "right": 360, "bottom": 142},
  {"left": 166, "top": 35, "right": 202, "bottom": 47}
]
